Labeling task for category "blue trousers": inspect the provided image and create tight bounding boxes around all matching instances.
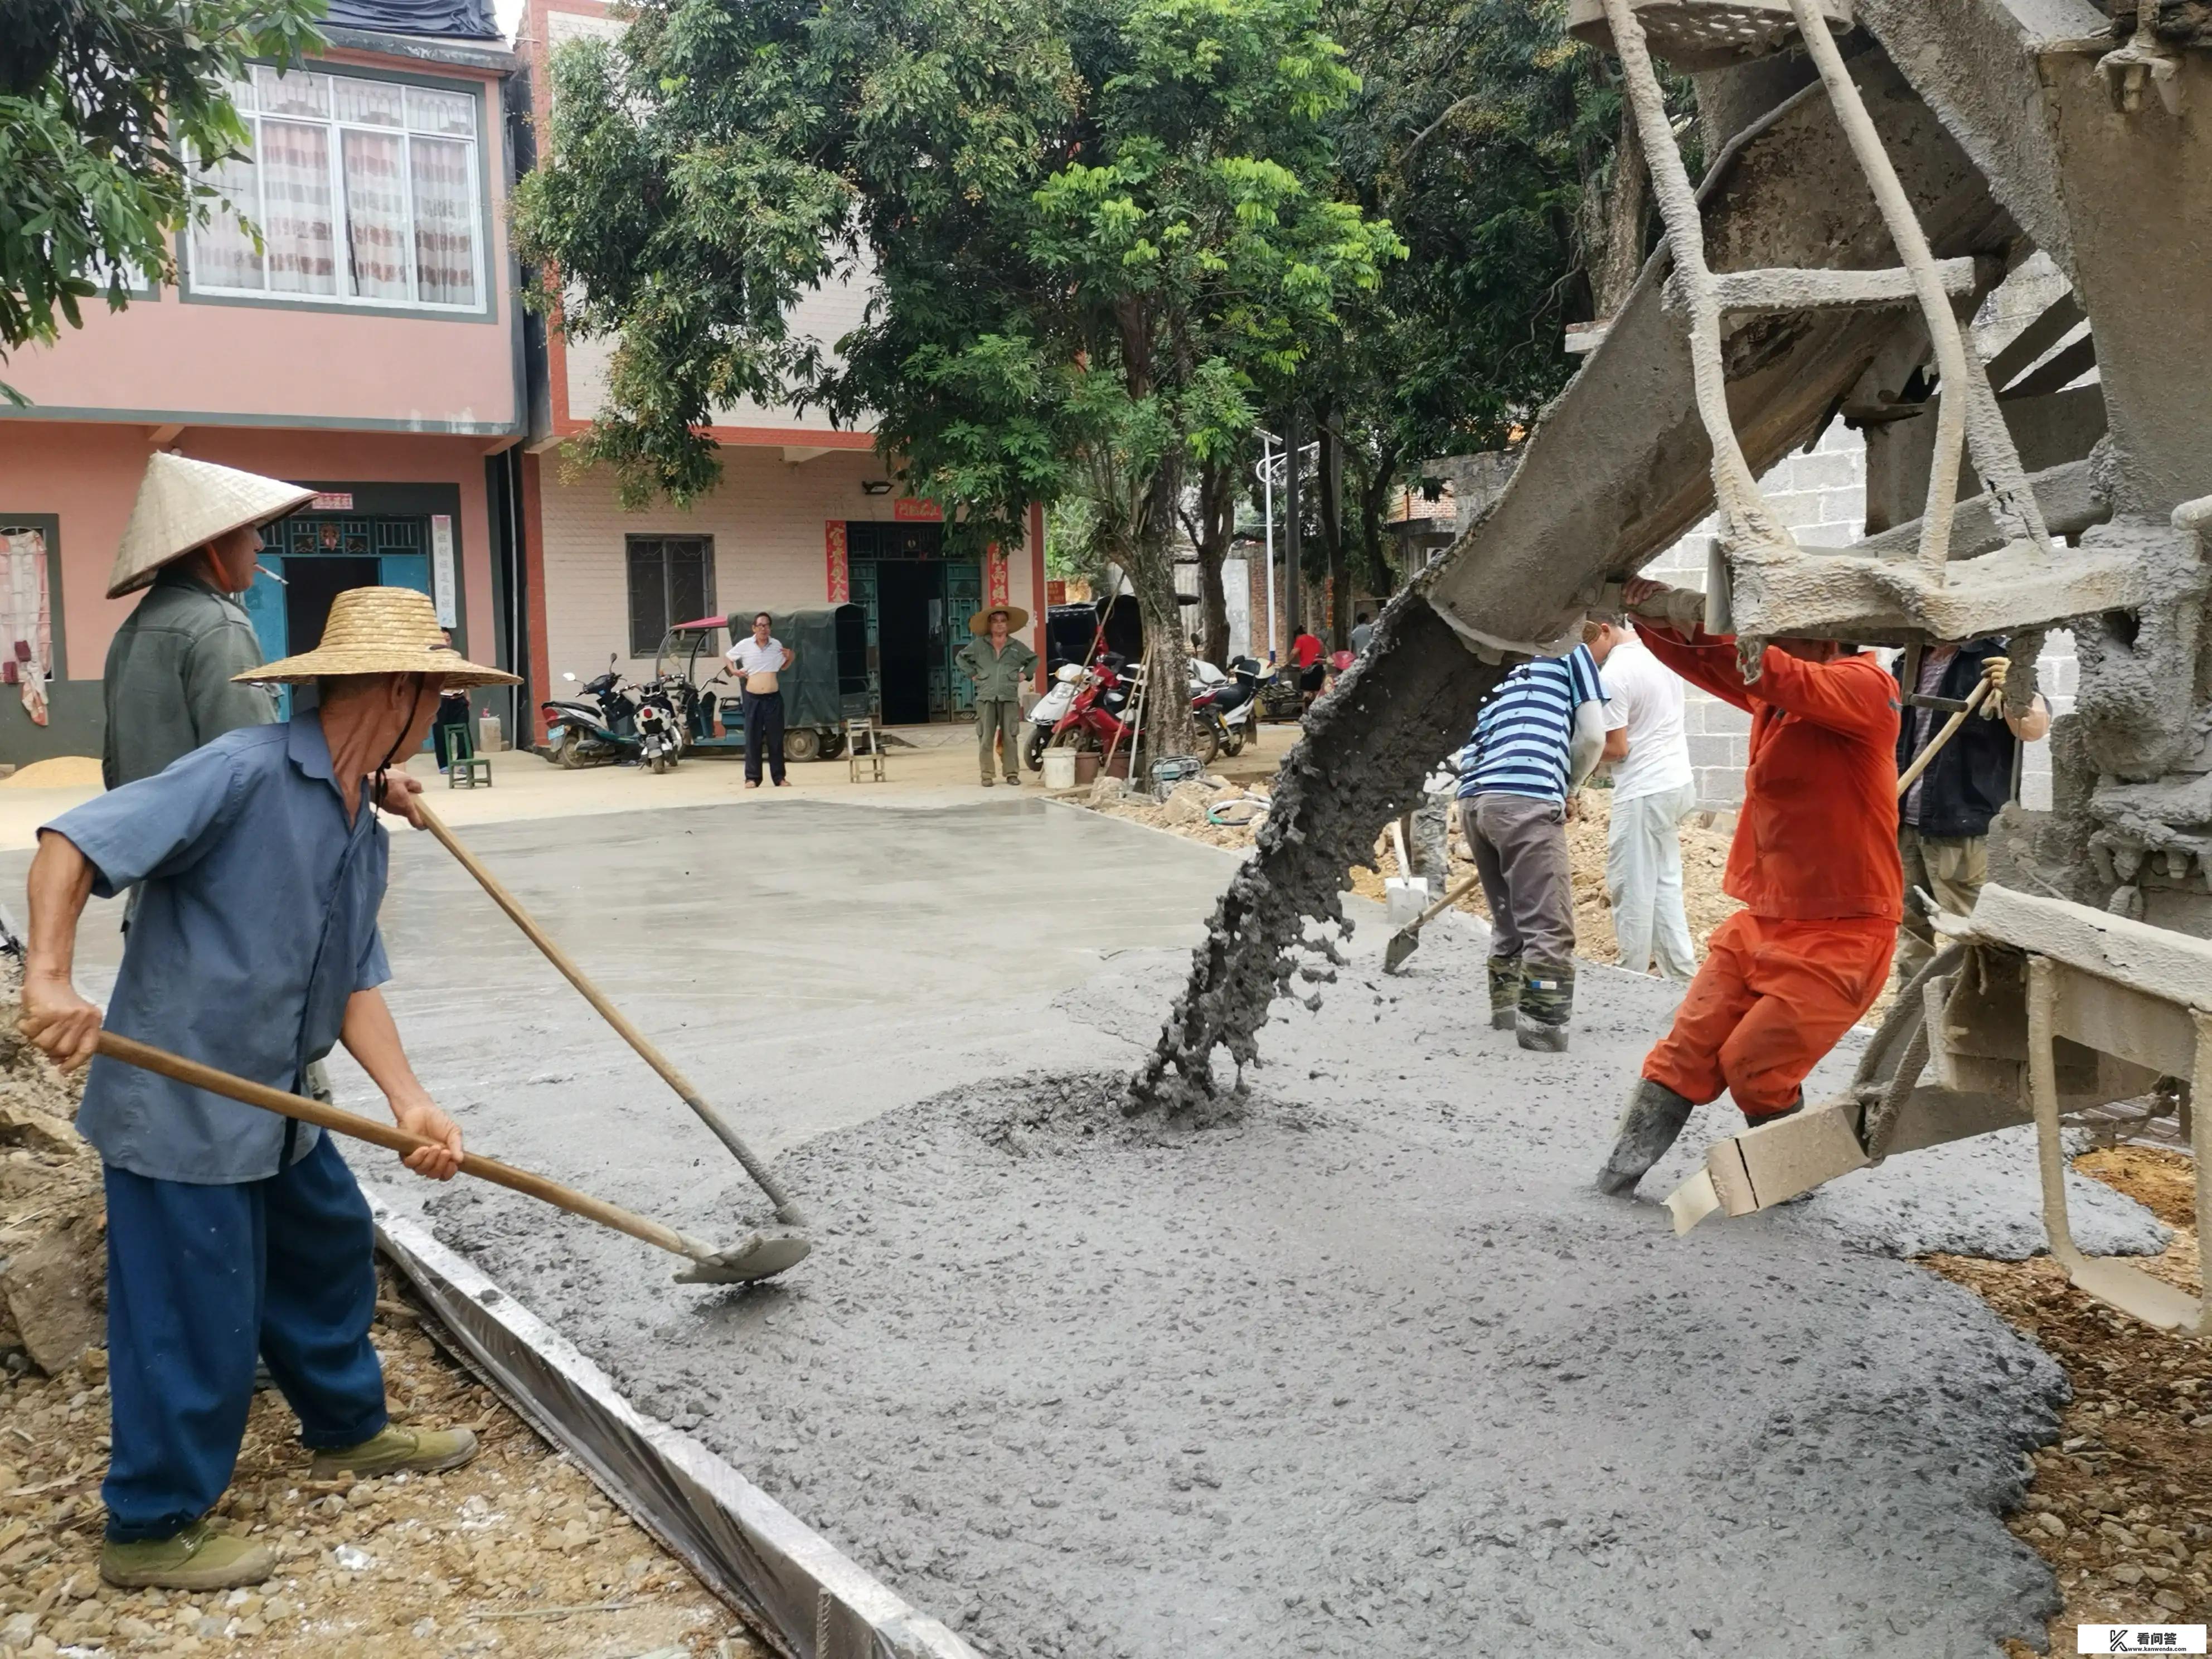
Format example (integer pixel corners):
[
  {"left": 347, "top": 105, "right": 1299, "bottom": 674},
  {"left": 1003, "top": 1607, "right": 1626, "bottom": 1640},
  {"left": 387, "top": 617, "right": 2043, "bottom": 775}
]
[{"left": 103, "top": 1136, "right": 387, "bottom": 1541}]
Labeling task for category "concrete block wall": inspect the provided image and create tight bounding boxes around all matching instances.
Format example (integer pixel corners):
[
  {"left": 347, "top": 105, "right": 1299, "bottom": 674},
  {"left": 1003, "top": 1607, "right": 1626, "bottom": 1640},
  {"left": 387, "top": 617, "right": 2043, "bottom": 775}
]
[{"left": 1639, "top": 423, "right": 2073, "bottom": 809}]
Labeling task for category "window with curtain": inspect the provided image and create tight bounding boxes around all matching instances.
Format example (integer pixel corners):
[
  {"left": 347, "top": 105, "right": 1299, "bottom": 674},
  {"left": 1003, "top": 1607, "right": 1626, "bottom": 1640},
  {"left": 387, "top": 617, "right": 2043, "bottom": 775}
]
[
  {"left": 626, "top": 538, "right": 715, "bottom": 658},
  {"left": 187, "top": 66, "right": 484, "bottom": 312}
]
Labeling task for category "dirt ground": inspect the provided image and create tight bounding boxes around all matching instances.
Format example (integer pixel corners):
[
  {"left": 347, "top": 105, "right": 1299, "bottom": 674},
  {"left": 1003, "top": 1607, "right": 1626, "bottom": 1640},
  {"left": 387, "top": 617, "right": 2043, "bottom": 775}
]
[{"left": 0, "top": 967, "right": 763, "bottom": 1659}]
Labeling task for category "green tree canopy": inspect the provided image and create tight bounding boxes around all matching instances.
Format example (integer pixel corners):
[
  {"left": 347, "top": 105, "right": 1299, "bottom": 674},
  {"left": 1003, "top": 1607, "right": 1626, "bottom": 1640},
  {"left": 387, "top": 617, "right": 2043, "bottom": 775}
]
[
  {"left": 515, "top": 0, "right": 1402, "bottom": 746},
  {"left": 0, "top": 0, "right": 325, "bottom": 399}
]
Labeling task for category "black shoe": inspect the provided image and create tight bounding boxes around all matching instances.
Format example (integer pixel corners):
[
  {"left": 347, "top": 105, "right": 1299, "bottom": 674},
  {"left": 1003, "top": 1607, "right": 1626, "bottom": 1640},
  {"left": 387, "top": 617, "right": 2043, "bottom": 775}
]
[{"left": 1595, "top": 1078, "right": 1697, "bottom": 1197}]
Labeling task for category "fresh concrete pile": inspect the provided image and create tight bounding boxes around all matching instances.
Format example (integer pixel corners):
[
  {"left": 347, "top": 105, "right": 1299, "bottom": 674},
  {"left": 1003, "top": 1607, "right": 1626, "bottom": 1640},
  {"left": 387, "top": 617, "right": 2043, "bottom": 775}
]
[{"left": 415, "top": 921, "right": 2150, "bottom": 1658}]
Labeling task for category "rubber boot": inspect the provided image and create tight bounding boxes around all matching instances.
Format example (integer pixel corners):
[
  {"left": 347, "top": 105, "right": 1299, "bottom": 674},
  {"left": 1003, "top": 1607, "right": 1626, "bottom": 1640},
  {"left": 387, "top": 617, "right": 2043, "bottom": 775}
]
[
  {"left": 309, "top": 1424, "right": 479, "bottom": 1482},
  {"left": 1516, "top": 960, "right": 1574, "bottom": 1052},
  {"left": 1595, "top": 1077, "right": 1697, "bottom": 1197},
  {"left": 101, "top": 1522, "right": 274, "bottom": 1591},
  {"left": 1486, "top": 955, "right": 1520, "bottom": 1031}
]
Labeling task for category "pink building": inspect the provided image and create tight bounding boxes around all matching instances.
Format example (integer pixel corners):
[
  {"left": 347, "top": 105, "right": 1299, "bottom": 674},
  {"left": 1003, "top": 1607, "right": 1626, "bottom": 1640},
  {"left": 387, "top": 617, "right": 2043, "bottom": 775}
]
[
  {"left": 0, "top": 0, "right": 526, "bottom": 763},
  {"left": 516, "top": 0, "right": 1046, "bottom": 741}
]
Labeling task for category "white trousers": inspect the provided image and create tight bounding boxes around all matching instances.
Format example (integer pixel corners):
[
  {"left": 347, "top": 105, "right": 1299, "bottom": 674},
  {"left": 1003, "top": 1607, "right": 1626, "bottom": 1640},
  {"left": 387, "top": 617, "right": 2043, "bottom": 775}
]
[{"left": 1607, "top": 781, "right": 1699, "bottom": 981}]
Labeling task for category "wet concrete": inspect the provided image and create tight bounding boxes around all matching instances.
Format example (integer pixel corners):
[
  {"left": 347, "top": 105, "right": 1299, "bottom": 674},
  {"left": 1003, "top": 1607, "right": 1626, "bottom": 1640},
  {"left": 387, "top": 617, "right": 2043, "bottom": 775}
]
[
  {"left": 21, "top": 801, "right": 2162, "bottom": 1653},
  {"left": 288, "top": 802, "right": 2159, "bottom": 1659}
]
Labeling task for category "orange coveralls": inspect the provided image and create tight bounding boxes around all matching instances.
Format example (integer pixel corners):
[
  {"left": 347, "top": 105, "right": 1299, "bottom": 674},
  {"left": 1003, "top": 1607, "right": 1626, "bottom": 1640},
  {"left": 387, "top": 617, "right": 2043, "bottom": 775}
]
[{"left": 1634, "top": 624, "right": 1903, "bottom": 1120}]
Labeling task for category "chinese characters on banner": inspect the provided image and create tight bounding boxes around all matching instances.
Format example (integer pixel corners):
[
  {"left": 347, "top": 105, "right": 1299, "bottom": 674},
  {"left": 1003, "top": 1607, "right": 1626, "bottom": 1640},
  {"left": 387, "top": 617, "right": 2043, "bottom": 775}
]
[
  {"left": 892, "top": 497, "right": 944, "bottom": 522},
  {"left": 824, "top": 521, "right": 850, "bottom": 601},
  {"left": 430, "top": 514, "right": 457, "bottom": 627},
  {"left": 987, "top": 544, "right": 1010, "bottom": 607}
]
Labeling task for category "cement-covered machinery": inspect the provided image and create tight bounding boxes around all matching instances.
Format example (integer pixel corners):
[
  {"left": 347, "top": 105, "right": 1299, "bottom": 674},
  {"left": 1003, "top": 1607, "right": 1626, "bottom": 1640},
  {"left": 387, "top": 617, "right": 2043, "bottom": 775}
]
[{"left": 1139, "top": 0, "right": 2212, "bottom": 1331}]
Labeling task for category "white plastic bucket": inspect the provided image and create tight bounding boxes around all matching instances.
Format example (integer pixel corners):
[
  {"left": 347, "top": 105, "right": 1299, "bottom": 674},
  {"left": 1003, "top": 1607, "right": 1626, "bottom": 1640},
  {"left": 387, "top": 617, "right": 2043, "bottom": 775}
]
[{"left": 1041, "top": 749, "right": 1078, "bottom": 790}]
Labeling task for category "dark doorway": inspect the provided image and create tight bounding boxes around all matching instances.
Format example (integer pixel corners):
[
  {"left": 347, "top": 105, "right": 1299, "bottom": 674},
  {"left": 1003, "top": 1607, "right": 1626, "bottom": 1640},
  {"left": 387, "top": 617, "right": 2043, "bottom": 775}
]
[
  {"left": 876, "top": 560, "right": 935, "bottom": 725},
  {"left": 284, "top": 556, "right": 381, "bottom": 654}
]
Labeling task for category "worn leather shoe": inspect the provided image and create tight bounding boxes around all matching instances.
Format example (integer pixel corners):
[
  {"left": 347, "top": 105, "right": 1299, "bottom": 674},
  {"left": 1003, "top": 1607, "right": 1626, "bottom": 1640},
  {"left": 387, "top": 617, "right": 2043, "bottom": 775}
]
[
  {"left": 101, "top": 1522, "right": 274, "bottom": 1591},
  {"left": 309, "top": 1424, "right": 479, "bottom": 1482},
  {"left": 1595, "top": 1078, "right": 1697, "bottom": 1196}
]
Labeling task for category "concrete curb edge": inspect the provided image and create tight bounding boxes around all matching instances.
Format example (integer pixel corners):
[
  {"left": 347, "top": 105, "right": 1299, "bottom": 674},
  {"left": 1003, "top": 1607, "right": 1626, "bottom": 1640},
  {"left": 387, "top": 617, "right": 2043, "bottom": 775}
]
[{"left": 367, "top": 1196, "right": 982, "bottom": 1659}]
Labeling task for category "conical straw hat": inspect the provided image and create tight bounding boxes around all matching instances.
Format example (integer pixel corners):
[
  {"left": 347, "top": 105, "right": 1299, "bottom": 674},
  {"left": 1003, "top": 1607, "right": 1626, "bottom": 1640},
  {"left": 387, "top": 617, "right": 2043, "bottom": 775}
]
[
  {"left": 968, "top": 604, "right": 1030, "bottom": 636},
  {"left": 108, "top": 453, "right": 316, "bottom": 599},
  {"left": 236, "top": 587, "right": 519, "bottom": 688}
]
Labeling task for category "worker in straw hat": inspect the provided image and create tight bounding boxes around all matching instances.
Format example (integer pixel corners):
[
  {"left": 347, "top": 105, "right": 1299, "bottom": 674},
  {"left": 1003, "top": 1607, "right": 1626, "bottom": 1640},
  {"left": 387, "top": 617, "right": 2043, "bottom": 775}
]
[
  {"left": 18, "top": 587, "right": 518, "bottom": 1594},
  {"left": 955, "top": 603, "right": 1035, "bottom": 786},
  {"left": 101, "top": 452, "right": 315, "bottom": 793}
]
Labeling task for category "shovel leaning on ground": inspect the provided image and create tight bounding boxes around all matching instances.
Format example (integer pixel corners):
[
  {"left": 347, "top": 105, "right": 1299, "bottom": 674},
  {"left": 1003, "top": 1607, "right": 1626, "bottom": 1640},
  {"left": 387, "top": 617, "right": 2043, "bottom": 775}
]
[
  {"left": 92, "top": 1031, "right": 806, "bottom": 1284},
  {"left": 1383, "top": 873, "right": 1486, "bottom": 974},
  {"left": 414, "top": 803, "right": 808, "bottom": 1262}
]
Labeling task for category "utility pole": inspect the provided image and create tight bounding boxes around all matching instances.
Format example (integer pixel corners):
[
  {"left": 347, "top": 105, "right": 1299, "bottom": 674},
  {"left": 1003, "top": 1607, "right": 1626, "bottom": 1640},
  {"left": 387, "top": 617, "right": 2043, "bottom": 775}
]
[{"left": 1282, "top": 405, "right": 1302, "bottom": 649}]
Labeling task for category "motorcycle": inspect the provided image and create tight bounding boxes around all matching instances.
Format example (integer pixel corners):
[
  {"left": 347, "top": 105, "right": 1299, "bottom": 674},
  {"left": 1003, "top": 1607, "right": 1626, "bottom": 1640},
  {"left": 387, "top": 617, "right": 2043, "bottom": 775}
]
[
  {"left": 1023, "top": 662, "right": 1089, "bottom": 771},
  {"left": 541, "top": 654, "right": 640, "bottom": 769},
  {"left": 635, "top": 675, "right": 689, "bottom": 774},
  {"left": 1042, "top": 653, "right": 1143, "bottom": 764},
  {"left": 1193, "top": 656, "right": 1264, "bottom": 762}
]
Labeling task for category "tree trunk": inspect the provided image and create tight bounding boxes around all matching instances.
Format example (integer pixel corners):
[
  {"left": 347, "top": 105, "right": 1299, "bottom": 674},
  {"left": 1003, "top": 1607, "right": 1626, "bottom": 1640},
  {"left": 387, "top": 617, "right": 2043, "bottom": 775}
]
[
  {"left": 1122, "top": 454, "right": 1195, "bottom": 760},
  {"left": 1317, "top": 414, "right": 1348, "bottom": 646},
  {"left": 1584, "top": 98, "right": 1649, "bottom": 321},
  {"left": 1193, "top": 453, "right": 1235, "bottom": 667},
  {"left": 1357, "top": 438, "right": 1400, "bottom": 597}
]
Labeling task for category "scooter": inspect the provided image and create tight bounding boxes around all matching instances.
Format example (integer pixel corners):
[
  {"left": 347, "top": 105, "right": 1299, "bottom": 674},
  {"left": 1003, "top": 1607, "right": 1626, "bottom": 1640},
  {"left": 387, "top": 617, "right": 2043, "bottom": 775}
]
[
  {"left": 1194, "top": 656, "right": 1264, "bottom": 760},
  {"left": 1024, "top": 662, "right": 1089, "bottom": 771},
  {"left": 542, "top": 654, "right": 641, "bottom": 769},
  {"left": 1044, "top": 653, "right": 1141, "bottom": 761},
  {"left": 635, "top": 677, "right": 687, "bottom": 774}
]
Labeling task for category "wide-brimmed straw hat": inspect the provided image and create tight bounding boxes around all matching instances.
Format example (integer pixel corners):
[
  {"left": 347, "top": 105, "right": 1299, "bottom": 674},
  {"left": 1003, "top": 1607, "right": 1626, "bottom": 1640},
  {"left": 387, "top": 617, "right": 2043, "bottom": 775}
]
[
  {"left": 108, "top": 453, "right": 316, "bottom": 599},
  {"left": 968, "top": 604, "right": 1030, "bottom": 636},
  {"left": 236, "top": 587, "right": 519, "bottom": 688}
]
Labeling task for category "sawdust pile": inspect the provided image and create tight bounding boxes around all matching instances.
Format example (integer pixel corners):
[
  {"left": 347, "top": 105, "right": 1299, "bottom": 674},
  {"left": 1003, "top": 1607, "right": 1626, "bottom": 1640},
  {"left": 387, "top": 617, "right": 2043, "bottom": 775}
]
[
  {"left": 0, "top": 962, "right": 757, "bottom": 1658},
  {"left": 1931, "top": 1146, "right": 2212, "bottom": 1650}
]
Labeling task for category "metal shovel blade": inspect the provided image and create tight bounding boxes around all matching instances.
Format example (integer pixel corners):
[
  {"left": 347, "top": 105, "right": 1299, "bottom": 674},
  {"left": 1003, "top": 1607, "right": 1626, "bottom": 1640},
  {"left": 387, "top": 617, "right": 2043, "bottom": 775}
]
[
  {"left": 672, "top": 1226, "right": 813, "bottom": 1285},
  {"left": 1383, "top": 926, "right": 1421, "bottom": 974}
]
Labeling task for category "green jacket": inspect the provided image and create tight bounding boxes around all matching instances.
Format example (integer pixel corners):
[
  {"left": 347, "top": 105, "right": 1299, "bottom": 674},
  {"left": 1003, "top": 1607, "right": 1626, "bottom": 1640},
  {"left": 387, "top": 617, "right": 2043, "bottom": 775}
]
[
  {"left": 955, "top": 636, "right": 1038, "bottom": 702},
  {"left": 102, "top": 566, "right": 275, "bottom": 791}
]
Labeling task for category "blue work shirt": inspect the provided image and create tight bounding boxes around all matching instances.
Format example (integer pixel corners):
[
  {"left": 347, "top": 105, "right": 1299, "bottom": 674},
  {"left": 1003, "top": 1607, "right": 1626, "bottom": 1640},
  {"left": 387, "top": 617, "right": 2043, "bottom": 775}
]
[{"left": 45, "top": 712, "right": 392, "bottom": 1184}]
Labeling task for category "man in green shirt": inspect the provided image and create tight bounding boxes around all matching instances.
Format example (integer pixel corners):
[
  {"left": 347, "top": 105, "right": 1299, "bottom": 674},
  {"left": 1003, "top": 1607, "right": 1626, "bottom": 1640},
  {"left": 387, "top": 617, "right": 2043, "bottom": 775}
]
[
  {"left": 956, "top": 605, "right": 1038, "bottom": 787},
  {"left": 101, "top": 453, "right": 312, "bottom": 791}
]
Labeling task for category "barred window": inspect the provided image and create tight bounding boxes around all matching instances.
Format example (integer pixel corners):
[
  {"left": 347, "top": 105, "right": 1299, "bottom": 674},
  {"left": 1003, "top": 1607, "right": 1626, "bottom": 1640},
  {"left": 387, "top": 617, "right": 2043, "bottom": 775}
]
[
  {"left": 627, "top": 536, "right": 714, "bottom": 657},
  {"left": 188, "top": 67, "right": 484, "bottom": 312}
]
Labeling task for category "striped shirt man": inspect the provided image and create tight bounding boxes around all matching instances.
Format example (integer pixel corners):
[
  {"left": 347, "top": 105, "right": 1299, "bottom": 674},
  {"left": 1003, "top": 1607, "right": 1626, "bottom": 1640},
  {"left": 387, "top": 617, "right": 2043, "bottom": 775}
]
[{"left": 1456, "top": 645, "right": 1608, "bottom": 803}]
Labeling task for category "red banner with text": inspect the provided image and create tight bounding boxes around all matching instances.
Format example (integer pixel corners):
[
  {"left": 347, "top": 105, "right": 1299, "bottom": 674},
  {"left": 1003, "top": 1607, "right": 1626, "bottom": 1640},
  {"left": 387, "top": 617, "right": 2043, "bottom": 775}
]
[{"left": 824, "top": 521, "right": 848, "bottom": 601}]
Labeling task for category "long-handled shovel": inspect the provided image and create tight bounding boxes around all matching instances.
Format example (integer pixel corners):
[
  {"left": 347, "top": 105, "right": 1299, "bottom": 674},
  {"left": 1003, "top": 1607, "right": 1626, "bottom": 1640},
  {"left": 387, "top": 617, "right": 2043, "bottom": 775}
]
[
  {"left": 413, "top": 803, "right": 807, "bottom": 1249},
  {"left": 94, "top": 1031, "right": 804, "bottom": 1284},
  {"left": 1384, "top": 873, "right": 1485, "bottom": 974}
]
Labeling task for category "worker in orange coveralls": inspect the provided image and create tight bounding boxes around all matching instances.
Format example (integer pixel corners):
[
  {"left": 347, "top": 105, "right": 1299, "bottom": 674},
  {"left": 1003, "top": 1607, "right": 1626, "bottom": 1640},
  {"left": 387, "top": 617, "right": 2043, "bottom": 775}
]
[{"left": 1595, "top": 576, "right": 1903, "bottom": 1197}]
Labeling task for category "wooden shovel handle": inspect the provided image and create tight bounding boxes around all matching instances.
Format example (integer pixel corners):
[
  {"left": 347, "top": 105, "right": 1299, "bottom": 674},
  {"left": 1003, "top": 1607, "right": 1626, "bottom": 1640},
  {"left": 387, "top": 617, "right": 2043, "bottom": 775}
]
[
  {"left": 413, "top": 803, "right": 801, "bottom": 1223},
  {"left": 1894, "top": 675, "right": 1993, "bottom": 800},
  {"left": 94, "top": 1031, "right": 699, "bottom": 1262}
]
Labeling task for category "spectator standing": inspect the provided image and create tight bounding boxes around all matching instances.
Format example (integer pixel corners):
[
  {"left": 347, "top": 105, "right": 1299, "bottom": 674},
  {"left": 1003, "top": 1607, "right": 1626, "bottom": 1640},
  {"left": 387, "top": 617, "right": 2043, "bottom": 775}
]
[
  {"left": 431, "top": 631, "right": 473, "bottom": 773},
  {"left": 1592, "top": 619, "right": 1698, "bottom": 981},
  {"left": 956, "top": 605, "right": 1037, "bottom": 787},
  {"left": 726, "top": 612, "right": 795, "bottom": 788},
  {"left": 1350, "top": 612, "right": 1375, "bottom": 655},
  {"left": 1893, "top": 637, "right": 2048, "bottom": 979},
  {"left": 1455, "top": 626, "right": 1620, "bottom": 1051}
]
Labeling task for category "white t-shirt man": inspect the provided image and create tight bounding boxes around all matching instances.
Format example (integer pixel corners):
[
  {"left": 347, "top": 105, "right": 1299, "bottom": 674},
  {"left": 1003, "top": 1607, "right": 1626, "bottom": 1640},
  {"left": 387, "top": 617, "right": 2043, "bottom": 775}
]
[
  {"left": 1599, "top": 635, "right": 1693, "bottom": 802},
  {"left": 726, "top": 636, "right": 791, "bottom": 676}
]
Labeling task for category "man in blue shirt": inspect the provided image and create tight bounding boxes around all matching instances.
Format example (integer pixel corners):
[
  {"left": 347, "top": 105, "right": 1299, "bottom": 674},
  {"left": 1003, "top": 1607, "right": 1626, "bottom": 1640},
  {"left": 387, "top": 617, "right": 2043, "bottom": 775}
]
[
  {"left": 1456, "top": 625, "right": 1624, "bottom": 1050},
  {"left": 19, "top": 588, "right": 518, "bottom": 1593}
]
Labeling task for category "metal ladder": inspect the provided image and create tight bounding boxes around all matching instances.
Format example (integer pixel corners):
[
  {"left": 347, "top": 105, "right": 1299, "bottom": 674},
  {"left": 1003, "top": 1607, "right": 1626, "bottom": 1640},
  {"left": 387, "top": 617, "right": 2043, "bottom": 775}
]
[{"left": 1593, "top": 0, "right": 2054, "bottom": 635}]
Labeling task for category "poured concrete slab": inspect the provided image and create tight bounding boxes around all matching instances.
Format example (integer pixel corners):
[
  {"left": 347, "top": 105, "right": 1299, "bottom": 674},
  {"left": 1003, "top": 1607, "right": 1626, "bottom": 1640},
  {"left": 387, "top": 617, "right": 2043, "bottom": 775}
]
[{"left": 312, "top": 804, "right": 2166, "bottom": 1658}]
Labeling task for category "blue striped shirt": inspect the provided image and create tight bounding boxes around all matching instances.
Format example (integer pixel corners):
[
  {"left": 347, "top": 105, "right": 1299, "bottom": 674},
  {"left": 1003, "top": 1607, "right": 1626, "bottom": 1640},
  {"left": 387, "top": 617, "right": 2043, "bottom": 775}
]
[{"left": 1456, "top": 646, "right": 1607, "bottom": 802}]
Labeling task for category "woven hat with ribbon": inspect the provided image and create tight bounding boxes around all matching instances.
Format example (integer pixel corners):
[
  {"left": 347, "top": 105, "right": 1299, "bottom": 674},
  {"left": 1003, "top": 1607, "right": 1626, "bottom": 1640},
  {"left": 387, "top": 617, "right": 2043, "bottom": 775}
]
[
  {"left": 236, "top": 587, "right": 519, "bottom": 688},
  {"left": 108, "top": 453, "right": 316, "bottom": 599},
  {"left": 968, "top": 604, "right": 1030, "bottom": 636}
]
